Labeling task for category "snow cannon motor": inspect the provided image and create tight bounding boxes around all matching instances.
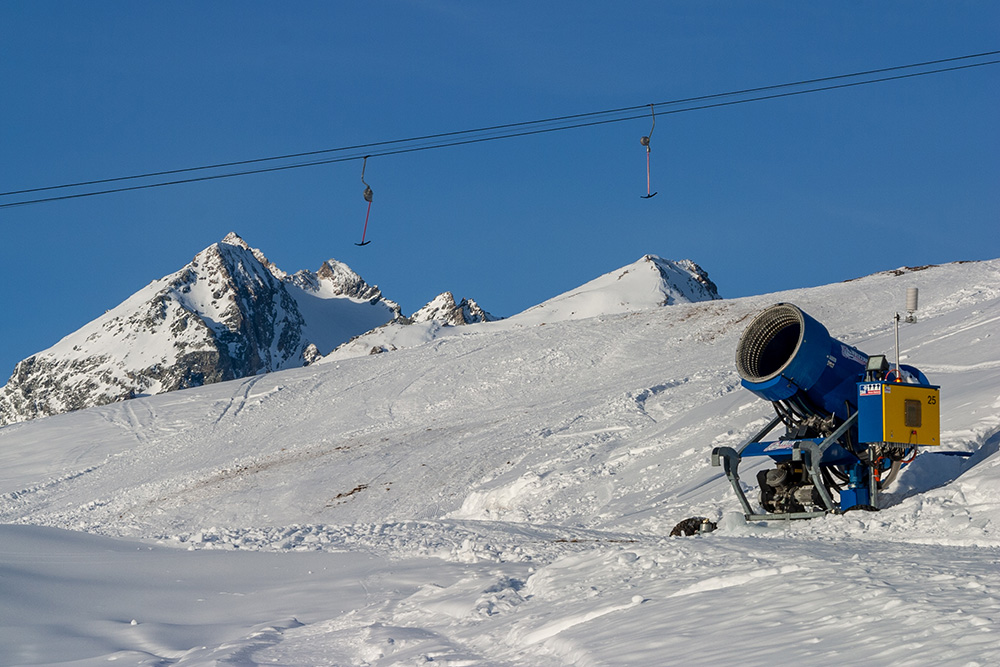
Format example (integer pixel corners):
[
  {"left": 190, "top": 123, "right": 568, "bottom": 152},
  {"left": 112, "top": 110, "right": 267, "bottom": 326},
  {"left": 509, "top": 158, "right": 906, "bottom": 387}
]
[{"left": 710, "top": 302, "right": 940, "bottom": 521}]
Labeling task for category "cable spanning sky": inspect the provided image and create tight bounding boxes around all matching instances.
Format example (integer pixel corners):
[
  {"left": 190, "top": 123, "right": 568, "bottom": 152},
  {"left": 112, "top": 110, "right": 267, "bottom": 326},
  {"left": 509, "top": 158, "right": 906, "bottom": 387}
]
[
  {"left": 5, "top": 50, "right": 998, "bottom": 209},
  {"left": 1, "top": 2, "right": 998, "bottom": 378}
]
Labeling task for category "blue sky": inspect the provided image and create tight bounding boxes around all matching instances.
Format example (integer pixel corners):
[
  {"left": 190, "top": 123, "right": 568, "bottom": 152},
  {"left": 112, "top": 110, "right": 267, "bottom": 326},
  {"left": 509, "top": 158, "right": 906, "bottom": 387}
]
[{"left": 1, "top": 1, "right": 998, "bottom": 378}]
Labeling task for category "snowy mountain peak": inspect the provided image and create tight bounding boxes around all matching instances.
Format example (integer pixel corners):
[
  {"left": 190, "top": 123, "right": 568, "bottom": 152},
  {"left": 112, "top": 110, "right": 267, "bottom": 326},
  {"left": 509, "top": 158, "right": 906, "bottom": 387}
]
[
  {"left": 411, "top": 292, "right": 497, "bottom": 325},
  {"left": 644, "top": 255, "right": 720, "bottom": 301},
  {"left": 0, "top": 235, "right": 398, "bottom": 425},
  {"left": 290, "top": 259, "right": 386, "bottom": 303},
  {"left": 221, "top": 231, "right": 249, "bottom": 249},
  {"left": 510, "top": 254, "right": 720, "bottom": 325},
  {"left": 220, "top": 232, "right": 287, "bottom": 280}
]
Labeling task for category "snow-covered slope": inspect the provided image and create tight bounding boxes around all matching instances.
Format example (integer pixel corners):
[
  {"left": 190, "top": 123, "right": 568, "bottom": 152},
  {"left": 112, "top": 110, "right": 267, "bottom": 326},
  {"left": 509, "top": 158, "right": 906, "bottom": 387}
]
[
  {"left": 1, "top": 258, "right": 999, "bottom": 665},
  {"left": 0, "top": 233, "right": 401, "bottom": 425}
]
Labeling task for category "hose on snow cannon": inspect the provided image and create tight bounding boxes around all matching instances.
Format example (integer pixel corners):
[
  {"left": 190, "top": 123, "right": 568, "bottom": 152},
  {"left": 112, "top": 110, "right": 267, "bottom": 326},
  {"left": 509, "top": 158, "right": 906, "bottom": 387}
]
[{"left": 711, "top": 302, "right": 941, "bottom": 521}]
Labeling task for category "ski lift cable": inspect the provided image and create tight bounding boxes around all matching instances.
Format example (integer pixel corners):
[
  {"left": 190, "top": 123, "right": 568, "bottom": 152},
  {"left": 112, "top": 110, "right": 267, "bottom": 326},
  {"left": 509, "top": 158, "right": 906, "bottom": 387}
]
[
  {"left": 4, "top": 48, "right": 998, "bottom": 200},
  {"left": 1, "top": 55, "right": 998, "bottom": 210},
  {"left": 4, "top": 57, "right": 997, "bottom": 210}
]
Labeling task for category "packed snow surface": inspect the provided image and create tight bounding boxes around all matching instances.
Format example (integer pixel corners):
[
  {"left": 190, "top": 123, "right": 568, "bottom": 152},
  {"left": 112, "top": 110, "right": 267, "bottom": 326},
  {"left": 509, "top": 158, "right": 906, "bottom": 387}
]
[{"left": 2, "top": 258, "right": 999, "bottom": 665}]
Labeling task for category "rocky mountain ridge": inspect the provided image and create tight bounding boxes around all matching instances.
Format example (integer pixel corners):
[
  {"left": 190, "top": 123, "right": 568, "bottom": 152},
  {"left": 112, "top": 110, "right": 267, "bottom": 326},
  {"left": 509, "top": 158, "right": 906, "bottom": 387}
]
[
  {"left": 410, "top": 292, "right": 496, "bottom": 326},
  {"left": 0, "top": 239, "right": 716, "bottom": 424},
  {"left": 0, "top": 233, "right": 405, "bottom": 425},
  {"left": 323, "top": 254, "right": 720, "bottom": 361}
]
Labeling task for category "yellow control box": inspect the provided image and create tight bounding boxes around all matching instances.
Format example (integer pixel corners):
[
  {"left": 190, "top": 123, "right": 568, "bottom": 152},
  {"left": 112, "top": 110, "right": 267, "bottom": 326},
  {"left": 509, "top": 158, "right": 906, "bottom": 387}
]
[{"left": 858, "top": 382, "right": 940, "bottom": 446}]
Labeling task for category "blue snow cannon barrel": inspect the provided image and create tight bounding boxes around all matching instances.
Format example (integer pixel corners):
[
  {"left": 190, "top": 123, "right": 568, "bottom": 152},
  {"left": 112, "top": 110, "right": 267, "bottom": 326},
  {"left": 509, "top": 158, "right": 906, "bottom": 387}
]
[{"left": 735, "top": 303, "right": 868, "bottom": 422}]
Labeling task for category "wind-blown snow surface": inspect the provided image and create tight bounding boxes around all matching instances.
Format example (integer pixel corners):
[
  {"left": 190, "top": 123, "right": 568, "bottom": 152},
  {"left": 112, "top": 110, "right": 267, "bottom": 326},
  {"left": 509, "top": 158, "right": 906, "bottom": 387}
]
[{"left": 2, "top": 259, "right": 999, "bottom": 665}]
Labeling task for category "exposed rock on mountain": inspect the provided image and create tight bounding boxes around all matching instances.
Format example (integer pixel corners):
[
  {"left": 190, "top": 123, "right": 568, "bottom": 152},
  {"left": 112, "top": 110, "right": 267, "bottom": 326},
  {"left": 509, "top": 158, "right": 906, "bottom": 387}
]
[
  {"left": 288, "top": 259, "right": 386, "bottom": 302},
  {"left": 323, "top": 291, "right": 501, "bottom": 359},
  {"left": 410, "top": 292, "right": 497, "bottom": 326},
  {"left": 0, "top": 233, "right": 399, "bottom": 425}
]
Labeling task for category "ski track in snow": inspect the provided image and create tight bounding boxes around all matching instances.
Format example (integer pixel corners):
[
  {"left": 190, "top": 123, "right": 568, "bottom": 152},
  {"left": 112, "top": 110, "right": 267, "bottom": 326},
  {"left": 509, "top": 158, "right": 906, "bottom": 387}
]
[{"left": 1, "top": 259, "right": 1000, "bottom": 664}]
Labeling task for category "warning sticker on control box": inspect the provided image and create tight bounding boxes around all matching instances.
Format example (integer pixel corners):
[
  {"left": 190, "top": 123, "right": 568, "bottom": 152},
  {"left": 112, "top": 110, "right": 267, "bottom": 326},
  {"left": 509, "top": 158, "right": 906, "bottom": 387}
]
[{"left": 859, "top": 383, "right": 883, "bottom": 396}]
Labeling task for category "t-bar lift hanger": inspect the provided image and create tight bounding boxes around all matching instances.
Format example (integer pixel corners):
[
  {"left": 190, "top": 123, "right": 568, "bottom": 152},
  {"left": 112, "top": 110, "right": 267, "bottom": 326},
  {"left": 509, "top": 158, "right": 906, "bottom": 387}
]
[
  {"left": 356, "top": 156, "right": 374, "bottom": 246},
  {"left": 640, "top": 104, "right": 657, "bottom": 199}
]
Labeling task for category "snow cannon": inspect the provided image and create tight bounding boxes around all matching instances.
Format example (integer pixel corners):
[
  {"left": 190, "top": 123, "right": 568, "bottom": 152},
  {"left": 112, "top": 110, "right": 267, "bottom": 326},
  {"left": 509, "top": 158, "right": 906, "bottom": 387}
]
[
  {"left": 711, "top": 302, "right": 940, "bottom": 521},
  {"left": 735, "top": 303, "right": 872, "bottom": 422}
]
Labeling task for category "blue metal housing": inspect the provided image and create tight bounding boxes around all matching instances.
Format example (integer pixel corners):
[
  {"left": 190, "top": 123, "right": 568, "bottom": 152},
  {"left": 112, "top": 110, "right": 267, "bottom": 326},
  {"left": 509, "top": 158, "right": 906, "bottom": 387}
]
[{"left": 735, "top": 303, "right": 868, "bottom": 421}]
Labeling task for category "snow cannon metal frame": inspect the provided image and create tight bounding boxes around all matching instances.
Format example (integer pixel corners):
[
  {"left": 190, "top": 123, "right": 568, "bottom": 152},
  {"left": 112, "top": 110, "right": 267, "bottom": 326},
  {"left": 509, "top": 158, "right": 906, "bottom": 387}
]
[{"left": 712, "top": 303, "right": 940, "bottom": 520}]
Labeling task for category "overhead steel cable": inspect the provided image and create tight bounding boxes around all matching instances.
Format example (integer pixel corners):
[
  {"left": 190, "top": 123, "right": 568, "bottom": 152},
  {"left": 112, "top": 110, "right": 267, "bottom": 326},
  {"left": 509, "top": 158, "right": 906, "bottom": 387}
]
[
  {"left": 5, "top": 47, "right": 999, "bottom": 200},
  {"left": 2, "top": 50, "right": 998, "bottom": 209}
]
